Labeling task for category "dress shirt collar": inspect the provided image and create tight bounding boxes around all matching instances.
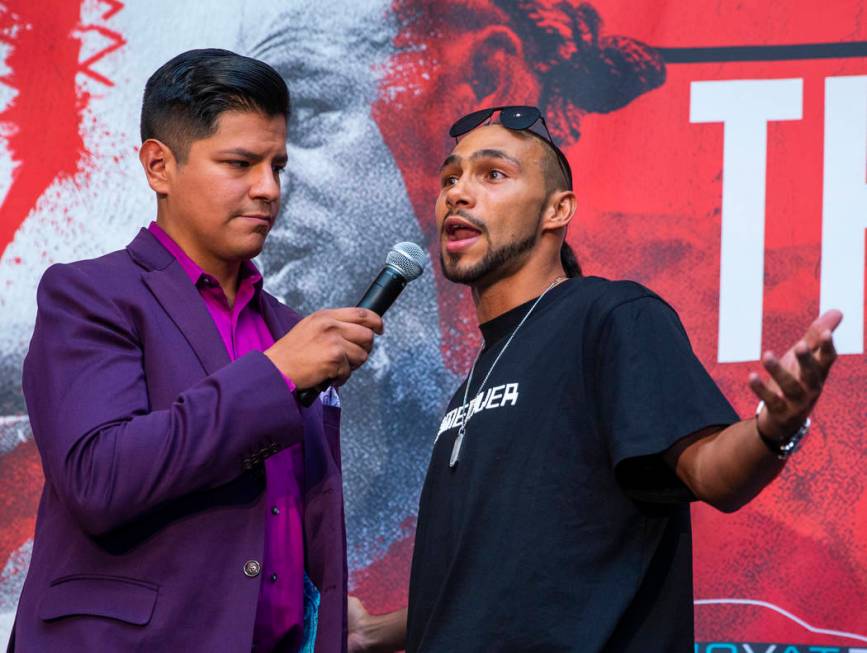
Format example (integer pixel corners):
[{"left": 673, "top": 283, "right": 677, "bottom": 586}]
[{"left": 147, "top": 221, "right": 263, "bottom": 291}]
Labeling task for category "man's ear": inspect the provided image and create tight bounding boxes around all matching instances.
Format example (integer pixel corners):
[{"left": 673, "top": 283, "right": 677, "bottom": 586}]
[
  {"left": 467, "top": 25, "right": 540, "bottom": 106},
  {"left": 139, "top": 139, "right": 176, "bottom": 196},
  {"left": 541, "top": 190, "right": 577, "bottom": 233}
]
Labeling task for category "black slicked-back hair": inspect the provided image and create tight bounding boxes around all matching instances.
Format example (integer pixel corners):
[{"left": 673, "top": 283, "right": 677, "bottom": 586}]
[{"left": 140, "top": 48, "right": 290, "bottom": 162}]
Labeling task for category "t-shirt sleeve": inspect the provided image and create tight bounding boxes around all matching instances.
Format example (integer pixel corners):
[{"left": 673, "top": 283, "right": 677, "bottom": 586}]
[{"left": 594, "top": 294, "right": 740, "bottom": 502}]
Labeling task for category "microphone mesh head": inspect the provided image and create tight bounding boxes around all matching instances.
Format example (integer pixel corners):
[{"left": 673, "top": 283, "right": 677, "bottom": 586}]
[{"left": 386, "top": 242, "right": 426, "bottom": 281}]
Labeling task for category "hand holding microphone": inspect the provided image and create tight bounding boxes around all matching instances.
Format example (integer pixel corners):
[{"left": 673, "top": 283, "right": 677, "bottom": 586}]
[
  {"left": 265, "top": 242, "right": 426, "bottom": 406},
  {"left": 263, "top": 307, "right": 383, "bottom": 390}
]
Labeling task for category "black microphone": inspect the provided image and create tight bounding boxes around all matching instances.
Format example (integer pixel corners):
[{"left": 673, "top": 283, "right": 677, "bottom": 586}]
[{"left": 297, "top": 242, "right": 426, "bottom": 406}]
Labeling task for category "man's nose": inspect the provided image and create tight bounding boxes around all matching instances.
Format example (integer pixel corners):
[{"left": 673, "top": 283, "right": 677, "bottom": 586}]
[
  {"left": 444, "top": 177, "right": 473, "bottom": 209},
  {"left": 250, "top": 163, "right": 281, "bottom": 203}
]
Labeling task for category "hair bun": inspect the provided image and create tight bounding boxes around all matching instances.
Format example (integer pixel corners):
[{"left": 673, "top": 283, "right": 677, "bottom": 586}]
[{"left": 498, "top": 1, "right": 666, "bottom": 143}]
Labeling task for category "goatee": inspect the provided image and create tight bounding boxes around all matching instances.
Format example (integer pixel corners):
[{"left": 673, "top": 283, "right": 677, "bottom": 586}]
[{"left": 440, "top": 230, "right": 538, "bottom": 285}]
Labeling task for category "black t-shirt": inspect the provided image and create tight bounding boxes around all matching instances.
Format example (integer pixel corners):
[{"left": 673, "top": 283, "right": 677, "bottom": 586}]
[{"left": 406, "top": 277, "right": 739, "bottom": 653}]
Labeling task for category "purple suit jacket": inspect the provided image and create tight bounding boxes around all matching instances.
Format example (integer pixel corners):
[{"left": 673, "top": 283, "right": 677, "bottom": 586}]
[{"left": 10, "top": 229, "right": 347, "bottom": 652}]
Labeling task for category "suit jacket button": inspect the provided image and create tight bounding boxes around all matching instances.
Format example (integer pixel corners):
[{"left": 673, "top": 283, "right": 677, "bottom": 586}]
[{"left": 244, "top": 560, "right": 261, "bottom": 578}]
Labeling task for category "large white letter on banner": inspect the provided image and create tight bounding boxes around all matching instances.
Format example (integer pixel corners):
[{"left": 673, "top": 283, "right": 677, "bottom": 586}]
[
  {"left": 821, "top": 75, "right": 866, "bottom": 355},
  {"left": 690, "top": 79, "right": 803, "bottom": 362}
]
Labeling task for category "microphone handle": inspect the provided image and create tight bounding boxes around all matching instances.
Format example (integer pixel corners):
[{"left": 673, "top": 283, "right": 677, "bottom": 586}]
[
  {"left": 356, "top": 266, "right": 407, "bottom": 315},
  {"left": 296, "top": 266, "right": 407, "bottom": 407}
]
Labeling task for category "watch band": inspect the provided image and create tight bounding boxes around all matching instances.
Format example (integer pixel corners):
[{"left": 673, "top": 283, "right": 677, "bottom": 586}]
[{"left": 755, "top": 400, "right": 811, "bottom": 460}]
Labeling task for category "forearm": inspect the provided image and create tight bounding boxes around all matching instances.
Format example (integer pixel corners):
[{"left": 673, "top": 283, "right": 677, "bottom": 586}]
[
  {"left": 669, "top": 419, "right": 786, "bottom": 513},
  {"left": 31, "top": 352, "right": 303, "bottom": 535}
]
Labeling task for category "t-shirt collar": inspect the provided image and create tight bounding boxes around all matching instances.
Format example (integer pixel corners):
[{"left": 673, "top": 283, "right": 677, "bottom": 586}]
[{"left": 478, "top": 279, "right": 572, "bottom": 349}]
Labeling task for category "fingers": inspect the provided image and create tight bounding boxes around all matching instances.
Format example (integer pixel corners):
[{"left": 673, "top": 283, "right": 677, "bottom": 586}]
[
  {"left": 748, "top": 372, "right": 787, "bottom": 413},
  {"left": 783, "top": 324, "right": 839, "bottom": 391},
  {"left": 347, "top": 596, "right": 363, "bottom": 630},
  {"left": 327, "top": 354, "right": 366, "bottom": 388},
  {"left": 817, "top": 308, "right": 843, "bottom": 331},
  {"left": 816, "top": 329, "right": 837, "bottom": 370},
  {"left": 749, "top": 372, "right": 803, "bottom": 441},
  {"left": 746, "top": 310, "right": 842, "bottom": 441},
  {"left": 802, "top": 309, "right": 843, "bottom": 349},
  {"left": 325, "top": 307, "right": 384, "bottom": 335},
  {"left": 274, "top": 307, "right": 382, "bottom": 388},
  {"left": 750, "top": 339, "right": 832, "bottom": 438},
  {"left": 329, "top": 355, "right": 351, "bottom": 387},
  {"left": 343, "top": 341, "right": 370, "bottom": 371},
  {"left": 762, "top": 352, "right": 806, "bottom": 401},
  {"left": 793, "top": 341, "right": 822, "bottom": 390},
  {"left": 347, "top": 595, "right": 368, "bottom": 620},
  {"left": 331, "top": 338, "right": 370, "bottom": 382},
  {"left": 334, "top": 321, "right": 377, "bottom": 353}
]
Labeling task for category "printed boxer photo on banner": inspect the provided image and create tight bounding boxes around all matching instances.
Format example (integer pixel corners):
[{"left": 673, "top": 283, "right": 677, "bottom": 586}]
[
  {"left": 0, "top": 0, "right": 865, "bottom": 649},
  {"left": 374, "top": 0, "right": 667, "bottom": 371}
]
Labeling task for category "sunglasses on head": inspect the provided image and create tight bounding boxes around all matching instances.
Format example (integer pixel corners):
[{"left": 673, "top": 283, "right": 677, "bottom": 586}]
[{"left": 448, "top": 105, "right": 573, "bottom": 190}]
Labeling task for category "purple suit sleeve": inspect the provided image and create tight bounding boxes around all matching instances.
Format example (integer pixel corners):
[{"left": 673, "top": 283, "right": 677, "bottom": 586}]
[{"left": 23, "top": 263, "right": 304, "bottom": 536}]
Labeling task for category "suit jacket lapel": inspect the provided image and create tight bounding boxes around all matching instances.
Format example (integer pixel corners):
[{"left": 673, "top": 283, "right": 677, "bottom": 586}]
[
  {"left": 143, "top": 268, "right": 231, "bottom": 375},
  {"left": 128, "top": 228, "right": 230, "bottom": 376}
]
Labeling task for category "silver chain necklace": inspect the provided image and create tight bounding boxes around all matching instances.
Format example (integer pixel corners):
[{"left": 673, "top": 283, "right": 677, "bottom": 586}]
[{"left": 449, "top": 276, "right": 567, "bottom": 468}]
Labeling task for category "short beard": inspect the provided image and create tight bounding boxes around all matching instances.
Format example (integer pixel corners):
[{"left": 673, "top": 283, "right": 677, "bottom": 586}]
[{"left": 440, "top": 229, "right": 538, "bottom": 285}]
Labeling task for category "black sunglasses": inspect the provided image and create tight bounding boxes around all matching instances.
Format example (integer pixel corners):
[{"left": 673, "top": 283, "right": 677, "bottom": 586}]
[{"left": 448, "top": 105, "right": 573, "bottom": 190}]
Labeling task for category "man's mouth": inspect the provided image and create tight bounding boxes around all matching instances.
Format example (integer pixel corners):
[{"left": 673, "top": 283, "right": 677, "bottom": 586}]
[
  {"left": 443, "top": 216, "right": 483, "bottom": 253},
  {"left": 238, "top": 213, "right": 273, "bottom": 225}
]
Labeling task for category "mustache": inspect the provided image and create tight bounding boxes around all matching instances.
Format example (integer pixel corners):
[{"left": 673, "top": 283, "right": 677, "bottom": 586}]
[{"left": 443, "top": 209, "right": 486, "bottom": 232}]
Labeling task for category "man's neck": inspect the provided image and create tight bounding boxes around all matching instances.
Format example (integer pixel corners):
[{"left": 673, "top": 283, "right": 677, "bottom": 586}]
[
  {"left": 156, "top": 218, "right": 243, "bottom": 306},
  {"left": 210, "top": 263, "right": 243, "bottom": 308},
  {"left": 472, "top": 261, "right": 567, "bottom": 324}
]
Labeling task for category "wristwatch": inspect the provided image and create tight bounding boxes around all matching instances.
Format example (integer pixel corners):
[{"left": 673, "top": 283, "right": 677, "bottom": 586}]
[{"left": 755, "top": 400, "right": 811, "bottom": 460}]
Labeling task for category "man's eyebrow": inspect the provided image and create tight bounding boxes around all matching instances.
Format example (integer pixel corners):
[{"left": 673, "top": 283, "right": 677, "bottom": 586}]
[
  {"left": 217, "top": 147, "right": 288, "bottom": 164},
  {"left": 439, "top": 149, "right": 522, "bottom": 172},
  {"left": 440, "top": 154, "right": 460, "bottom": 172},
  {"left": 216, "top": 147, "right": 261, "bottom": 159},
  {"left": 469, "top": 149, "right": 522, "bottom": 169}
]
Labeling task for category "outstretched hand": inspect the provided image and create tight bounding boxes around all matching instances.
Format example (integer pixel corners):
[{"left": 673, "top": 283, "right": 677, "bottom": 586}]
[{"left": 749, "top": 309, "right": 842, "bottom": 442}]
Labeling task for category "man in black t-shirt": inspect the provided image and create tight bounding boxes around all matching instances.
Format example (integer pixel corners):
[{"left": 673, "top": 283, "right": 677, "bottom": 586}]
[{"left": 347, "top": 106, "right": 842, "bottom": 653}]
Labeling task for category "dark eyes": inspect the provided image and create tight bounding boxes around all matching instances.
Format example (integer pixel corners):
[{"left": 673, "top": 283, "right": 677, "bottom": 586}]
[
  {"left": 226, "top": 160, "right": 286, "bottom": 174},
  {"left": 441, "top": 169, "right": 506, "bottom": 187}
]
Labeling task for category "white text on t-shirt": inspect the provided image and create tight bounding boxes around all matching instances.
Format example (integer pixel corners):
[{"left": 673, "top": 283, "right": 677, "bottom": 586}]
[{"left": 436, "top": 382, "right": 520, "bottom": 438}]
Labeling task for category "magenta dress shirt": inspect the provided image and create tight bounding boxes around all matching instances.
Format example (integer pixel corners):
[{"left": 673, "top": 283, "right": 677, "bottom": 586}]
[{"left": 149, "top": 222, "right": 305, "bottom": 652}]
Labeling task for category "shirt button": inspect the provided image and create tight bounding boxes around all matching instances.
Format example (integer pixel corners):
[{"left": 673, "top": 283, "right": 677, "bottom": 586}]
[
  {"left": 271, "top": 506, "right": 280, "bottom": 515},
  {"left": 270, "top": 573, "right": 278, "bottom": 583},
  {"left": 243, "top": 560, "right": 261, "bottom": 578}
]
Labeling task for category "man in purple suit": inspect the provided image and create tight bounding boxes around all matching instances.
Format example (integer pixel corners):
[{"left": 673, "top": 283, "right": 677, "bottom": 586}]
[{"left": 9, "top": 49, "right": 380, "bottom": 652}]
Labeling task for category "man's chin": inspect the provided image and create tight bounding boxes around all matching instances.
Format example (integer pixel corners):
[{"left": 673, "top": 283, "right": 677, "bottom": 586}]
[
  {"left": 440, "top": 256, "right": 488, "bottom": 285},
  {"left": 229, "top": 235, "right": 267, "bottom": 262}
]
